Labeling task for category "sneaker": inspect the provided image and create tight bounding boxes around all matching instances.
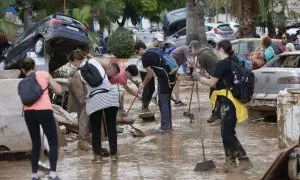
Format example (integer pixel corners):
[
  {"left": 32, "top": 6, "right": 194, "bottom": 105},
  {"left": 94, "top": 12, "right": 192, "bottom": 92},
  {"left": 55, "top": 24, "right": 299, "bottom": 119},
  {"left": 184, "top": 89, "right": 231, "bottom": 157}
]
[
  {"left": 111, "top": 154, "right": 118, "bottom": 162},
  {"left": 48, "top": 176, "right": 62, "bottom": 180},
  {"left": 32, "top": 178, "right": 40, "bottom": 180},
  {"left": 216, "top": 160, "right": 237, "bottom": 173},
  {"left": 91, "top": 155, "right": 102, "bottom": 164},
  {"left": 78, "top": 140, "right": 91, "bottom": 151},
  {"left": 174, "top": 100, "right": 186, "bottom": 106},
  {"left": 236, "top": 158, "right": 253, "bottom": 172}
]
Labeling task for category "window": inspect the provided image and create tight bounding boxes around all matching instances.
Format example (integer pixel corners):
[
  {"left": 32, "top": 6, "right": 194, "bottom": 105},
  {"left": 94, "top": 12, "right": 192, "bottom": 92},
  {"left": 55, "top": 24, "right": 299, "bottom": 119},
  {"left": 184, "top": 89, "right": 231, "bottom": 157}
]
[
  {"left": 205, "top": 26, "right": 212, "bottom": 32},
  {"left": 177, "top": 28, "right": 186, "bottom": 37},
  {"left": 217, "top": 25, "right": 232, "bottom": 31}
]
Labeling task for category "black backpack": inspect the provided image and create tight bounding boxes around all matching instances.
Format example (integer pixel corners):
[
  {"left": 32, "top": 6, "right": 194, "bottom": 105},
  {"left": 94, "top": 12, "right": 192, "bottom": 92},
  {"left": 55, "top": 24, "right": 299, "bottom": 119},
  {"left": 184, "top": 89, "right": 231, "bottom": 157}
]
[
  {"left": 229, "top": 60, "right": 255, "bottom": 103},
  {"left": 80, "top": 61, "right": 105, "bottom": 87},
  {"left": 18, "top": 73, "right": 47, "bottom": 106}
]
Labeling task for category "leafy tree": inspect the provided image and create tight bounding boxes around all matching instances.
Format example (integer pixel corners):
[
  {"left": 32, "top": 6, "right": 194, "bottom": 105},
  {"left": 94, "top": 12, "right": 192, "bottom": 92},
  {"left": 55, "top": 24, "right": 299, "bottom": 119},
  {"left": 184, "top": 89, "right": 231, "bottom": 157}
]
[{"left": 116, "top": 0, "right": 185, "bottom": 27}]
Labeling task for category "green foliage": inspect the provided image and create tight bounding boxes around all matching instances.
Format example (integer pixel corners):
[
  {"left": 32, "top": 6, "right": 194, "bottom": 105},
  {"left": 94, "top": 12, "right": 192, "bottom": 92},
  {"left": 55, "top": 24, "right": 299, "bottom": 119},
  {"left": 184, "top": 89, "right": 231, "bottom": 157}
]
[
  {"left": 107, "top": 27, "right": 134, "bottom": 58},
  {"left": 72, "top": 5, "right": 91, "bottom": 27}
]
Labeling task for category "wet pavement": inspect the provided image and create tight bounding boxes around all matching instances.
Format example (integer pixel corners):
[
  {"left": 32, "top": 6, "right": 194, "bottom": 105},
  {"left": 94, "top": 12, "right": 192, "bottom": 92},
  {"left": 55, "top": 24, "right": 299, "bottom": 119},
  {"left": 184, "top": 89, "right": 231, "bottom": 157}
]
[{"left": 0, "top": 85, "right": 279, "bottom": 180}]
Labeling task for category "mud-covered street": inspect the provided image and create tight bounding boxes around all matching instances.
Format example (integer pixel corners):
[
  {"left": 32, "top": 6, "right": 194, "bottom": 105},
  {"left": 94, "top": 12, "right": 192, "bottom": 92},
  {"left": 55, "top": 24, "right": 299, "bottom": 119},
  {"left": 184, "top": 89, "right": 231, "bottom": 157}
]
[{"left": 0, "top": 84, "right": 279, "bottom": 180}]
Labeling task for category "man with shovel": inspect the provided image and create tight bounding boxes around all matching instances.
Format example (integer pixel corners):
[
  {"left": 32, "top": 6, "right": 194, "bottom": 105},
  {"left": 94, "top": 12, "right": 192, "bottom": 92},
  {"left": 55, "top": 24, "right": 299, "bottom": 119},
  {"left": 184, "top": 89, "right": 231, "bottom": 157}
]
[
  {"left": 109, "top": 64, "right": 140, "bottom": 122},
  {"left": 134, "top": 41, "right": 177, "bottom": 132}
]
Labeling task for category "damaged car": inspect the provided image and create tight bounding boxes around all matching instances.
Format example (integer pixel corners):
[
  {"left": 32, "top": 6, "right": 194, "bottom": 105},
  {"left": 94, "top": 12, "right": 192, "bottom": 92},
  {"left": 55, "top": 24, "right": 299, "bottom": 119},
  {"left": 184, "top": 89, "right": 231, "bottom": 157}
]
[
  {"left": 3, "top": 13, "right": 89, "bottom": 72},
  {"left": 247, "top": 51, "right": 300, "bottom": 119}
]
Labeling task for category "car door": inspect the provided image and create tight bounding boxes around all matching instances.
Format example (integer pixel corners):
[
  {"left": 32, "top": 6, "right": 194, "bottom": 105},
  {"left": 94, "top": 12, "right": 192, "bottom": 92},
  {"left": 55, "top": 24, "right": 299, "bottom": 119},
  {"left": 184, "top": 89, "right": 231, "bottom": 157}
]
[{"left": 173, "top": 28, "right": 186, "bottom": 47}]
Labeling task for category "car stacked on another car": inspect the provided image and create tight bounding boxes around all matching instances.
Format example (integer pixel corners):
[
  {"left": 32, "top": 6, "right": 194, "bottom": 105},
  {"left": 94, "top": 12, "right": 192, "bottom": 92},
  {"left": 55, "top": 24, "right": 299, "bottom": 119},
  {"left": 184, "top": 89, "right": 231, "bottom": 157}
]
[
  {"left": 247, "top": 51, "right": 300, "bottom": 119},
  {"left": 3, "top": 13, "right": 89, "bottom": 73}
]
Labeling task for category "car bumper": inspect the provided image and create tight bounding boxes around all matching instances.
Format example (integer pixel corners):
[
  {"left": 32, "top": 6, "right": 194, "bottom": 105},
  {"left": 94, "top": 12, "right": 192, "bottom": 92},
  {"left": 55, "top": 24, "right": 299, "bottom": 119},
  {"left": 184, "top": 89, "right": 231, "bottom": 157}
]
[
  {"left": 210, "top": 36, "right": 236, "bottom": 43},
  {"left": 247, "top": 93, "right": 277, "bottom": 111}
]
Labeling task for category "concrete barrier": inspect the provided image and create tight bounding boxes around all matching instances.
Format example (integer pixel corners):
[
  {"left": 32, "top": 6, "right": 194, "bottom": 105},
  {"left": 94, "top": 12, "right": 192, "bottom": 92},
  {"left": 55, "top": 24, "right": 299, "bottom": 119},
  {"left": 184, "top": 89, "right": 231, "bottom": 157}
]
[
  {"left": 0, "top": 78, "right": 67, "bottom": 153},
  {"left": 0, "top": 79, "right": 31, "bottom": 152},
  {"left": 277, "top": 89, "right": 300, "bottom": 149}
]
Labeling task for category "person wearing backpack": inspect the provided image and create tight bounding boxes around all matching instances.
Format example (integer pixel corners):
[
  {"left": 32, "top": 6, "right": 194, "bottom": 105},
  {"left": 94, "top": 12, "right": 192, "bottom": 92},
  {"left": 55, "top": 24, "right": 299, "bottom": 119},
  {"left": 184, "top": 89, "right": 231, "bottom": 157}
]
[
  {"left": 134, "top": 41, "right": 177, "bottom": 132},
  {"left": 18, "top": 58, "right": 63, "bottom": 180},
  {"left": 199, "top": 40, "right": 253, "bottom": 173},
  {"left": 67, "top": 50, "right": 109, "bottom": 157},
  {"left": 68, "top": 51, "right": 120, "bottom": 163}
]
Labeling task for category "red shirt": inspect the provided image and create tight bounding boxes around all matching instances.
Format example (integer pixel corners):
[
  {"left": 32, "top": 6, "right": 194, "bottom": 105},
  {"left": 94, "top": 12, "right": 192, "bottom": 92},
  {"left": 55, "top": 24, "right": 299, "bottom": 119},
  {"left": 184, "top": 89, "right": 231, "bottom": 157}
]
[{"left": 109, "top": 66, "right": 128, "bottom": 86}]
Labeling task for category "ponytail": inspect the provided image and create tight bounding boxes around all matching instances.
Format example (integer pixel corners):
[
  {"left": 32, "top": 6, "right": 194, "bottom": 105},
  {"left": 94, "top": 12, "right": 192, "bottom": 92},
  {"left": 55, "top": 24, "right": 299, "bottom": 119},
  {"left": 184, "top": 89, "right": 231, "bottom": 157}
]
[{"left": 216, "top": 40, "right": 235, "bottom": 60}]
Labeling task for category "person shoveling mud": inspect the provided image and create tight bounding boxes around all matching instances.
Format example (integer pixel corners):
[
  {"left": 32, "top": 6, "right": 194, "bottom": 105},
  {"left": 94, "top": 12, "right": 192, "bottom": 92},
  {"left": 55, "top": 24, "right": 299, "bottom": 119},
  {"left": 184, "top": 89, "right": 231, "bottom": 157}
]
[
  {"left": 109, "top": 64, "right": 148, "bottom": 122},
  {"left": 134, "top": 41, "right": 177, "bottom": 133},
  {"left": 198, "top": 40, "right": 253, "bottom": 173}
]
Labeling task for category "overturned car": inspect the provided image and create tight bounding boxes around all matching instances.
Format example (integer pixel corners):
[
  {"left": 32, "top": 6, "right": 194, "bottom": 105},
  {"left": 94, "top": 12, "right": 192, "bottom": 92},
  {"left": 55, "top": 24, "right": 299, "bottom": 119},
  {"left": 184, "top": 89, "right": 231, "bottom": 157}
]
[{"left": 2, "top": 13, "right": 89, "bottom": 73}]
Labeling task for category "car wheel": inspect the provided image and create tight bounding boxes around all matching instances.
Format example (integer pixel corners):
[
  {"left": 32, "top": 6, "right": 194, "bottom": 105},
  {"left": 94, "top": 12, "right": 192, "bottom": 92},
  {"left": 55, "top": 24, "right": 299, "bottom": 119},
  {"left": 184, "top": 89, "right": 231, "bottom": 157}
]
[
  {"left": 34, "top": 38, "right": 44, "bottom": 55},
  {"left": 208, "top": 42, "right": 216, "bottom": 49}
]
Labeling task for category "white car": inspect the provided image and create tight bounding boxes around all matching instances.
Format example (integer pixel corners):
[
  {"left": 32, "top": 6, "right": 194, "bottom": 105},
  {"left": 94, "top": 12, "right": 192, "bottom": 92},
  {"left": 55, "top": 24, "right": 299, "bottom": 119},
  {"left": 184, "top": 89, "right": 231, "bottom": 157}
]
[
  {"left": 247, "top": 51, "right": 300, "bottom": 119},
  {"left": 164, "top": 23, "right": 236, "bottom": 48}
]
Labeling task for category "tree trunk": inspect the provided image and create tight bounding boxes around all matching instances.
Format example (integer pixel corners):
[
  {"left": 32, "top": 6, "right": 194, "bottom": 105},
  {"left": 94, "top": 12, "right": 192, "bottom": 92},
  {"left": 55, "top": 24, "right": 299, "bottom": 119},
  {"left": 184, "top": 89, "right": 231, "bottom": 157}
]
[
  {"left": 267, "top": 14, "right": 276, "bottom": 38},
  {"left": 186, "top": 0, "right": 208, "bottom": 46},
  {"left": 23, "top": 4, "right": 32, "bottom": 31},
  {"left": 239, "top": 0, "right": 256, "bottom": 38}
]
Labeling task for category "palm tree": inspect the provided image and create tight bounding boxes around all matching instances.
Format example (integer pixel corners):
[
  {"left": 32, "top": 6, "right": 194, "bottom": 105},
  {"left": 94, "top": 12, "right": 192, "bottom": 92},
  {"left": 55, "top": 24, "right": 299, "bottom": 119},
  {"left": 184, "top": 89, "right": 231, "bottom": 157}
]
[{"left": 186, "top": 0, "right": 208, "bottom": 46}]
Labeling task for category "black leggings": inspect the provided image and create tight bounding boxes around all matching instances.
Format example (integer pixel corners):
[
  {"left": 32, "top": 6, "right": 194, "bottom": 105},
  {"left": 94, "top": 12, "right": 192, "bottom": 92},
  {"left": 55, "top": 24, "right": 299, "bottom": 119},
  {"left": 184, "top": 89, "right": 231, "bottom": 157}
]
[
  {"left": 218, "top": 96, "right": 247, "bottom": 161},
  {"left": 24, "top": 110, "right": 58, "bottom": 173},
  {"left": 90, "top": 107, "right": 118, "bottom": 155},
  {"left": 140, "top": 71, "right": 155, "bottom": 109}
]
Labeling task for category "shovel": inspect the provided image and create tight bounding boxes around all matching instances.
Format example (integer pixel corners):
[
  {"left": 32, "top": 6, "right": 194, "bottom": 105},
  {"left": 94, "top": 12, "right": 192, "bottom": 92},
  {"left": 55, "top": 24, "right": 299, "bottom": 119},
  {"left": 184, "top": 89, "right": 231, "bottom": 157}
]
[
  {"left": 183, "top": 80, "right": 195, "bottom": 121},
  {"left": 194, "top": 81, "right": 215, "bottom": 171},
  {"left": 125, "top": 89, "right": 146, "bottom": 137}
]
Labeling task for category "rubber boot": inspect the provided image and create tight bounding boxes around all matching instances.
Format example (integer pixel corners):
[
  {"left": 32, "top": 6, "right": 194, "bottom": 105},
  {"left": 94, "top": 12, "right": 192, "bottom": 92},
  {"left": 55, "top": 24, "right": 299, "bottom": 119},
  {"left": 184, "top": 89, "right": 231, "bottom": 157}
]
[{"left": 236, "top": 158, "right": 253, "bottom": 172}]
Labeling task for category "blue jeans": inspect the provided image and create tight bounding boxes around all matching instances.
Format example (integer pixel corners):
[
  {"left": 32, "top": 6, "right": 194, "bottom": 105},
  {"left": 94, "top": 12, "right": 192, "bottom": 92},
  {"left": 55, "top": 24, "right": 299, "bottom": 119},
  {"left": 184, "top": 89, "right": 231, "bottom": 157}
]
[
  {"left": 158, "top": 93, "right": 172, "bottom": 130},
  {"left": 157, "top": 74, "right": 176, "bottom": 130}
]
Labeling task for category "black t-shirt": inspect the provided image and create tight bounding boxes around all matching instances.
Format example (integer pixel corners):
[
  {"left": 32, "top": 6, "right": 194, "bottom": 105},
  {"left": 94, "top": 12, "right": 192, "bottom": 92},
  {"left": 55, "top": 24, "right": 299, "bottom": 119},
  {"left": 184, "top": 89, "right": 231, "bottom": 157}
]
[
  {"left": 212, "top": 59, "right": 234, "bottom": 90},
  {"left": 142, "top": 51, "right": 173, "bottom": 93},
  {"left": 142, "top": 51, "right": 170, "bottom": 80}
]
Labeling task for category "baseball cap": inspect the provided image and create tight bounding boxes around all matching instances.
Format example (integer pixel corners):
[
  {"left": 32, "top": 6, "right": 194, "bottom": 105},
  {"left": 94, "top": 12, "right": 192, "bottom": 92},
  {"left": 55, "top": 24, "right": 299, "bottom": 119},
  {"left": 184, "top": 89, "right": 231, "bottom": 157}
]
[{"left": 154, "top": 33, "right": 164, "bottom": 42}]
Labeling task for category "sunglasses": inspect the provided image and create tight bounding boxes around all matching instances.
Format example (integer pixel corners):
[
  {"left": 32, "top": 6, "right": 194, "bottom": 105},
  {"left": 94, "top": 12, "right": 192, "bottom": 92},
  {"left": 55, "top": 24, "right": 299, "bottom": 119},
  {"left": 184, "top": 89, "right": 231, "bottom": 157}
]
[{"left": 282, "top": 37, "right": 287, "bottom": 39}]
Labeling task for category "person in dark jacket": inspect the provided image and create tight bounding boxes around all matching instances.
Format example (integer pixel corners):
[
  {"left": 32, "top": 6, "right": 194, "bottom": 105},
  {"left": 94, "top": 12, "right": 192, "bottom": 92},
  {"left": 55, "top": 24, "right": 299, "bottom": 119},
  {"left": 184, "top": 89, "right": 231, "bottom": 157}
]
[{"left": 199, "top": 40, "right": 253, "bottom": 173}]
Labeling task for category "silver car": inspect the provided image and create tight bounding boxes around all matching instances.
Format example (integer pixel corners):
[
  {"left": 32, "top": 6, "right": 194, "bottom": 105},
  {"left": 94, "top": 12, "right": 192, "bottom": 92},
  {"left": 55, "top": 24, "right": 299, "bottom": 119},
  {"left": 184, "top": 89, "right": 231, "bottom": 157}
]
[
  {"left": 248, "top": 51, "right": 300, "bottom": 119},
  {"left": 164, "top": 23, "right": 236, "bottom": 48}
]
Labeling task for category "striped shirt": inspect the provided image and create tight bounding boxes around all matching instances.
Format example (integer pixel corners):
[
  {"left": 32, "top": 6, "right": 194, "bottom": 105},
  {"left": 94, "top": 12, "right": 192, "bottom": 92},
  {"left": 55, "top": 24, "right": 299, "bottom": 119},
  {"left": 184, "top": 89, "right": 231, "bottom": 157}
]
[{"left": 78, "top": 59, "right": 119, "bottom": 115}]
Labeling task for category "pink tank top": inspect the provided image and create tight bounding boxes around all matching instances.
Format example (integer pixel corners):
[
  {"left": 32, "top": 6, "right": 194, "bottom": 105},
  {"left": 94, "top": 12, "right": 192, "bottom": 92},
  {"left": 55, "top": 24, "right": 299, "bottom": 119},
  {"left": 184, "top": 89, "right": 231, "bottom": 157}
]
[{"left": 24, "top": 71, "right": 52, "bottom": 111}]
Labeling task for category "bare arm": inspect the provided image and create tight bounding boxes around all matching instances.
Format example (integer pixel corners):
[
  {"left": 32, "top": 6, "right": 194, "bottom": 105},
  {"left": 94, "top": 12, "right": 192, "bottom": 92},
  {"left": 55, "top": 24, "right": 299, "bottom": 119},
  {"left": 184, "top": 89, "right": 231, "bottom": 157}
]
[
  {"left": 123, "top": 84, "right": 138, "bottom": 97},
  {"left": 68, "top": 72, "right": 86, "bottom": 106},
  {"left": 48, "top": 75, "right": 63, "bottom": 95},
  {"left": 141, "top": 67, "right": 153, "bottom": 89},
  {"left": 200, "top": 76, "right": 219, "bottom": 88}
]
